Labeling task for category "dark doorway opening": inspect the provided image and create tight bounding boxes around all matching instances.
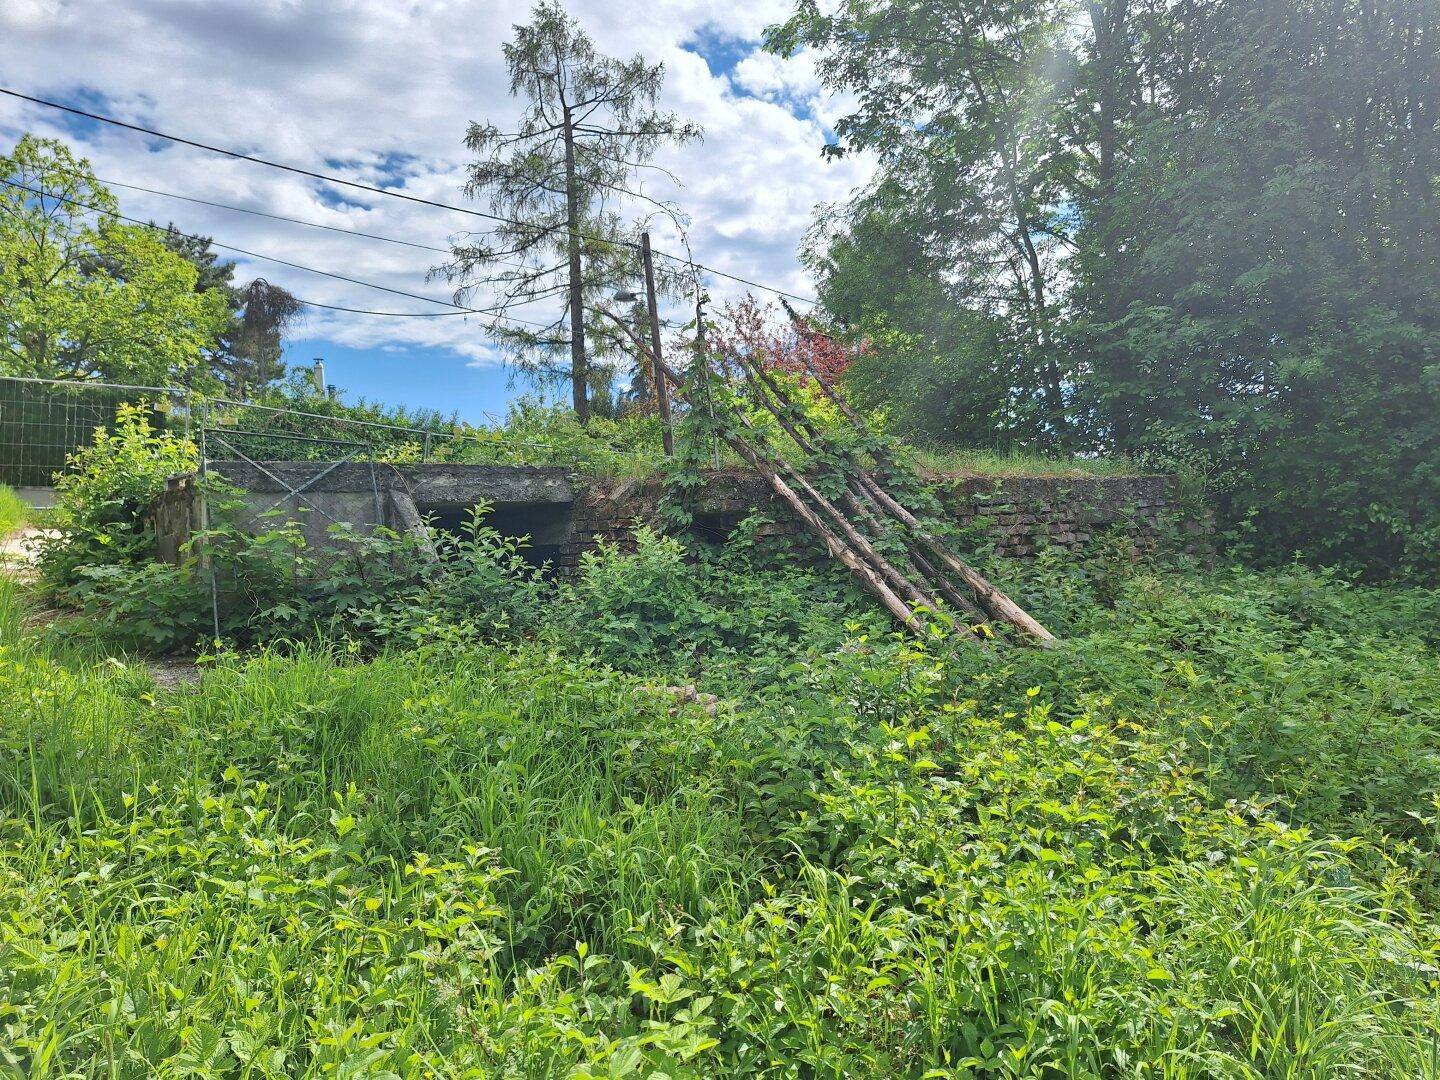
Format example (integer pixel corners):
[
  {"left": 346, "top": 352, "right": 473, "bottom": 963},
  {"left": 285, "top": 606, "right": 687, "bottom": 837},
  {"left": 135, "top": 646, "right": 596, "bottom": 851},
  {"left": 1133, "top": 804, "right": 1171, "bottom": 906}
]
[
  {"left": 421, "top": 500, "right": 573, "bottom": 569},
  {"left": 687, "top": 510, "right": 741, "bottom": 547}
]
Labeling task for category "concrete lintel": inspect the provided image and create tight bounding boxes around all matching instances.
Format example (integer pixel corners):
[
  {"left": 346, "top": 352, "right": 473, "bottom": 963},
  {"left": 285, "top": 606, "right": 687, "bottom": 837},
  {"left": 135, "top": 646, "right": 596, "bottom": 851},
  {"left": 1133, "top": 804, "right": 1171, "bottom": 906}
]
[{"left": 208, "top": 461, "right": 577, "bottom": 505}]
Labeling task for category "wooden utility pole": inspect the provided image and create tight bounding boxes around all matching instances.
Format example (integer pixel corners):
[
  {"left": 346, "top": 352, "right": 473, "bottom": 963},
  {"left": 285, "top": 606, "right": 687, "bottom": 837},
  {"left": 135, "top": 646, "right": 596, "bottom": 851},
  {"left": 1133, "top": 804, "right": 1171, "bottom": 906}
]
[
  {"left": 640, "top": 232, "right": 673, "bottom": 455},
  {"left": 561, "top": 103, "right": 589, "bottom": 422}
]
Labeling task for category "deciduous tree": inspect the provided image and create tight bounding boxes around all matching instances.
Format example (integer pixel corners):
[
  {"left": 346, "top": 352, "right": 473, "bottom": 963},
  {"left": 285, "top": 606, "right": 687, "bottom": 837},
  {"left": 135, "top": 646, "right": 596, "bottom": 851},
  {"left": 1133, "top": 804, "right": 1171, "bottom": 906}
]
[{"left": 0, "top": 136, "right": 228, "bottom": 387}]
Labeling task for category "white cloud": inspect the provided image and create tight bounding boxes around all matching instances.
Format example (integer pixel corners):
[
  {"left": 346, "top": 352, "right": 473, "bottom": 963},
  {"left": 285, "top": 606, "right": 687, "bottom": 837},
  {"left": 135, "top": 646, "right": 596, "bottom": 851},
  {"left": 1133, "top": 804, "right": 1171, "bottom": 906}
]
[
  {"left": 732, "top": 49, "right": 822, "bottom": 103},
  {"left": 0, "top": 0, "right": 872, "bottom": 368}
]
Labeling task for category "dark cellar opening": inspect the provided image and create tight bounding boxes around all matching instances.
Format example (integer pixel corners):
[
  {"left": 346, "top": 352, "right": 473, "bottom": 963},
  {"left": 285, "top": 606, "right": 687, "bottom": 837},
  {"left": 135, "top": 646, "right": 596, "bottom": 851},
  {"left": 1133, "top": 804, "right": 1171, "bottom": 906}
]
[
  {"left": 421, "top": 501, "right": 573, "bottom": 570},
  {"left": 687, "top": 510, "right": 741, "bottom": 547}
]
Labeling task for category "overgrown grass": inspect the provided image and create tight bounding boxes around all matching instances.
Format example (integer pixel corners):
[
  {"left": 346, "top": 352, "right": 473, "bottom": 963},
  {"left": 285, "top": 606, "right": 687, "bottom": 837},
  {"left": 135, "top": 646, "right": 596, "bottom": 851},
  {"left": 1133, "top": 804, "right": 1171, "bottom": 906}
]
[
  {"left": 0, "top": 484, "right": 25, "bottom": 535},
  {"left": 3, "top": 556, "right": 1439, "bottom": 1075},
  {"left": 913, "top": 445, "right": 1154, "bottom": 477}
]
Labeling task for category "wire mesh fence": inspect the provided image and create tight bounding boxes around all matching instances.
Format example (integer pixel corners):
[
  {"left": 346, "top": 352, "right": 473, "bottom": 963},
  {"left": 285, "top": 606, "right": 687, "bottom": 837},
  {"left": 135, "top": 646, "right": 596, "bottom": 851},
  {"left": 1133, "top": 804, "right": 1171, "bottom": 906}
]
[
  {"left": 0, "top": 374, "right": 578, "bottom": 501},
  {"left": 0, "top": 375, "right": 190, "bottom": 488}
]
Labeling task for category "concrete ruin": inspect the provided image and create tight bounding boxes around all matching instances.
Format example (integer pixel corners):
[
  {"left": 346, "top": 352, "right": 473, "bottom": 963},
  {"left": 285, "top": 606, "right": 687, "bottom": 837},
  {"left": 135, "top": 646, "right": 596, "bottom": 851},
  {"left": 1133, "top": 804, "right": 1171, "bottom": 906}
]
[{"left": 151, "top": 460, "right": 1208, "bottom": 571}]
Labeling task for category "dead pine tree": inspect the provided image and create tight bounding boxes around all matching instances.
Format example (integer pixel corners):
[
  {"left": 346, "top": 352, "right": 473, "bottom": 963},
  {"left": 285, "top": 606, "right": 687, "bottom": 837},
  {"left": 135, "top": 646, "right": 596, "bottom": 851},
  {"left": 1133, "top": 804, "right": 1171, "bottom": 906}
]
[{"left": 433, "top": 0, "right": 700, "bottom": 422}]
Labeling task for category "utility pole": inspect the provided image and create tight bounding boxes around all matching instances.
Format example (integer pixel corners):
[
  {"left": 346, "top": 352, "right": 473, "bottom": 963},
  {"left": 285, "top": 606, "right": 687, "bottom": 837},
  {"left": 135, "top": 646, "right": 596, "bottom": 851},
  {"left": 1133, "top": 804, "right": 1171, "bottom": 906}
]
[
  {"left": 640, "top": 232, "right": 673, "bottom": 455},
  {"left": 561, "top": 103, "right": 589, "bottom": 423},
  {"left": 693, "top": 288, "right": 720, "bottom": 468}
]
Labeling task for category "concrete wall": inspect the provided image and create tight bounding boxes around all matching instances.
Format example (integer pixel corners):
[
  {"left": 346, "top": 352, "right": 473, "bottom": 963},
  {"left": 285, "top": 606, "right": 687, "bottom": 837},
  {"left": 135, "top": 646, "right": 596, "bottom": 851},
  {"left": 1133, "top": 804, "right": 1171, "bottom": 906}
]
[
  {"left": 202, "top": 461, "right": 574, "bottom": 553},
  {"left": 163, "top": 461, "right": 1207, "bottom": 570}
]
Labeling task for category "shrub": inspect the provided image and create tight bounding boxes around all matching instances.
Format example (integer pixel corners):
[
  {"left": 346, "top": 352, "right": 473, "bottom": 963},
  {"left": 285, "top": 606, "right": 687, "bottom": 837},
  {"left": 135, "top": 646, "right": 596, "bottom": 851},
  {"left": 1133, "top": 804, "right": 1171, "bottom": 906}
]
[
  {"left": 0, "top": 588, "right": 1436, "bottom": 1075},
  {"left": 557, "top": 523, "right": 879, "bottom": 681},
  {"left": 38, "top": 402, "right": 196, "bottom": 590}
]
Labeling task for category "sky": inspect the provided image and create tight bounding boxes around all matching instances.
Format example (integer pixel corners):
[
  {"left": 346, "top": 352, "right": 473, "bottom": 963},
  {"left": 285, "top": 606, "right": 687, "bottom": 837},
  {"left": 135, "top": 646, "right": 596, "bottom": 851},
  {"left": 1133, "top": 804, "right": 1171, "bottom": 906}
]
[{"left": 0, "top": 0, "right": 873, "bottom": 422}]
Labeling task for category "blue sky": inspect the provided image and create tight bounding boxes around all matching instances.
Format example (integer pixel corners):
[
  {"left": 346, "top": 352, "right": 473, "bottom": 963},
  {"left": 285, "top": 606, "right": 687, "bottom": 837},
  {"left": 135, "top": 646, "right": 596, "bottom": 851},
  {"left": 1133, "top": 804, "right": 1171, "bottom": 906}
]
[
  {"left": 282, "top": 339, "right": 562, "bottom": 420},
  {"left": 1, "top": 0, "right": 870, "bottom": 425}
]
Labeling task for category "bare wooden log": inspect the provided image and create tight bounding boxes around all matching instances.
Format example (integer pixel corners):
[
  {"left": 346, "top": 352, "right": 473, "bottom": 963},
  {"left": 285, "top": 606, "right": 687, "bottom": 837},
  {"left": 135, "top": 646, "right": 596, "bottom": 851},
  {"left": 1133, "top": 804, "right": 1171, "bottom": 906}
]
[
  {"left": 855, "top": 477, "right": 1056, "bottom": 646},
  {"left": 720, "top": 433, "right": 922, "bottom": 630},
  {"left": 733, "top": 351, "right": 993, "bottom": 628},
  {"left": 732, "top": 410, "right": 942, "bottom": 614},
  {"left": 731, "top": 360, "right": 990, "bottom": 624},
  {"left": 595, "top": 305, "right": 1023, "bottom": 641},
  {"left": 776, "top": 347, "right": 1055, "bottom": 645},
  {"left": 586, "top": 310, "right": 923, "bottom": 629}
]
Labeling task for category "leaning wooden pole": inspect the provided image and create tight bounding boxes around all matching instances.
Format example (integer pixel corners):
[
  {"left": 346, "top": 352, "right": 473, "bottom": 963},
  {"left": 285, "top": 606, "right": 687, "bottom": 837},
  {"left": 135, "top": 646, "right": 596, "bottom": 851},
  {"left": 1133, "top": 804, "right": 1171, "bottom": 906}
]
[
  {"left": 720, "top": 433, "right": 923, "bottom": 630},
  {"left": 729, "top": 354, "right": 989, "bottom": 622},
  {"left": 591, "top": 307, "right": 925, "bottom": 632},
  {"left": 786, "top": 346, "right": 1058, "bottom": 646},
  {"left": 727, "top": 406, "right": 944, "bottom": 615},
  {"left": 733, "top": 348, "right": 1048, "bottom": 642}
]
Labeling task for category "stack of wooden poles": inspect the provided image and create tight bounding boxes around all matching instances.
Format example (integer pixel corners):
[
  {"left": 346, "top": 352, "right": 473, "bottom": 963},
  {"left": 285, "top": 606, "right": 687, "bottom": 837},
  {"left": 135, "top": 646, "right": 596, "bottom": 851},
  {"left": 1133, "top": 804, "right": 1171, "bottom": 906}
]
[{"left": 642, "top": 333, "right": 1056, "bottom": 647}]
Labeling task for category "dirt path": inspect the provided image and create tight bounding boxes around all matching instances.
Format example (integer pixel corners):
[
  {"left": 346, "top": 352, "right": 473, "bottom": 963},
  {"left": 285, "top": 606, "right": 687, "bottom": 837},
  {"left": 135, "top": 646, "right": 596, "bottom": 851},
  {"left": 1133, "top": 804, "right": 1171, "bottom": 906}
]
[
  {"left": 1, "top": 523, "right": 202, "bottom": 689},
  {"left": 0, "top": 526, "right": 56, "bottom": 581}
]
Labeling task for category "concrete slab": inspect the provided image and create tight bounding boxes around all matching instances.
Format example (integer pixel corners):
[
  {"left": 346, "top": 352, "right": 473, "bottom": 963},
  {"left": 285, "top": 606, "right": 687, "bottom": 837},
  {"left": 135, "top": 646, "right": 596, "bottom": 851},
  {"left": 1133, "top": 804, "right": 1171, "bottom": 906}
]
[{"left": 16, "top": 487, "right": 56, "bottom": 509}]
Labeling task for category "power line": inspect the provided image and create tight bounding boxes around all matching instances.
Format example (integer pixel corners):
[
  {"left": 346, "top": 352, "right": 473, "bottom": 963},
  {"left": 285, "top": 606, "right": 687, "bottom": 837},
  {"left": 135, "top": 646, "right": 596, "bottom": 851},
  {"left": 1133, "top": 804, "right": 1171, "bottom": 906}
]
[
  {"left": 80, "top": 169, "right": 559, "bottom": 281},
  {"left": 0, "top": 85, "right": 820, "bottom": 305},
  {"left": 0, "top": 177, "right": 462, "bottom": 310},
  {"left": 92, "top": 173, "right": 454, "bottom": 254},
  {"left": 0, "top": 178, "right": 567, "bottom": 333}
]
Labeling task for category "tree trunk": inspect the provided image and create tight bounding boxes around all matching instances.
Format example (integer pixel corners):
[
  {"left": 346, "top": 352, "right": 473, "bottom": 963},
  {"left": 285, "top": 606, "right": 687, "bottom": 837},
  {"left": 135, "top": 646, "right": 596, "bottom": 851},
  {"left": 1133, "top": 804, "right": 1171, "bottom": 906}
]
[
  {"left": 640, "top": 233, "right": 674, "bottom": 454},
  {"left": 561, "top": 104, "right": 589, "bottom": 422}
]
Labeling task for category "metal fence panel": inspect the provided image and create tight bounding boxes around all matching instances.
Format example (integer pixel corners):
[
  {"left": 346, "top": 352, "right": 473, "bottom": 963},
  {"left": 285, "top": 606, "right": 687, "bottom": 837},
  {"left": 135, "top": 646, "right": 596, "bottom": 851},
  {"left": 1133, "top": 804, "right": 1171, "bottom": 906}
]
[{"left": 0, "top": 375, "right": 184, "bottom": 488}]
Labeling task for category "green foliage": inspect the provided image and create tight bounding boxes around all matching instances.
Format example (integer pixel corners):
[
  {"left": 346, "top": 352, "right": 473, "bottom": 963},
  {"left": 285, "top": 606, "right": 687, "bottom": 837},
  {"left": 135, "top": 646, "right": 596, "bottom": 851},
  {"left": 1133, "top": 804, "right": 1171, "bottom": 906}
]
[
  {"left": 776, "top": 0, "right": 1440, "bottom": 575},
  {"left": 56, "top": 507, "right": 550, "bottom": 655},
  {"left": 441, "top": 398, "right": 668, "bottom": 476},
  {"left": 0, "top": 485, "right": 24, "bottom": 535},
  {"left": 0, "top": 135, "right": 230, "bottom": 385},
  {"left": 557, "top": 524, "right": 873, "bottom": 680},
  {"left": 1072, "top": 1, "right": 1440, "bottom": 575},
  {"left": 0, "top": 574, "right": 1437, "bottom": 1075},
  {"left": 38, "top": 403, "right": 197, "bottom": 591},
  {"left": 958, "top": 556, "right": 1440, "bottom": 896},
  {"left": 210, "top": 385, "right": 672, "bottom": 476},
  {"left": 156, "top": 228, "right": 303, "bottom": 395}
]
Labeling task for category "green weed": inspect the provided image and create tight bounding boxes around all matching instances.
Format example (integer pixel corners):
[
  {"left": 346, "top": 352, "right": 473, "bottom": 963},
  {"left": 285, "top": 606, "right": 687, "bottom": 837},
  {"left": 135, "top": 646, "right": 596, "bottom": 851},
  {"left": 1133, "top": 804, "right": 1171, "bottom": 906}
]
[{"left": 0, "top": 485, "right": 24, "bottom": 536}]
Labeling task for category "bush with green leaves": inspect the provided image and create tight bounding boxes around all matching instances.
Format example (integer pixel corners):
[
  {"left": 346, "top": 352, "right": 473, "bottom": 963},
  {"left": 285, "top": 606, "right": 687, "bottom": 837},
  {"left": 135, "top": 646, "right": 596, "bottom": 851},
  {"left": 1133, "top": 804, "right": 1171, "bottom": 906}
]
[
  {"left": 56, "top": 505, "right": 551, "bottom": 654},
  {"left": 38, "top": 402, "right": 196, "bottom": 590},
  {"left": 557, "top": 523, "right": 880, "bottom": 681}
]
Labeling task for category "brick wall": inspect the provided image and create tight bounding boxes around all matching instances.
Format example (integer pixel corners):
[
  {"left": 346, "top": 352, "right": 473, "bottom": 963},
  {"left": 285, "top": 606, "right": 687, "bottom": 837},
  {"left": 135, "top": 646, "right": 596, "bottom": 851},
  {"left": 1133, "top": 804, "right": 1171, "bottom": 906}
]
[{"left": 556, "top": 469, "right": 1207, "bottom": 570}]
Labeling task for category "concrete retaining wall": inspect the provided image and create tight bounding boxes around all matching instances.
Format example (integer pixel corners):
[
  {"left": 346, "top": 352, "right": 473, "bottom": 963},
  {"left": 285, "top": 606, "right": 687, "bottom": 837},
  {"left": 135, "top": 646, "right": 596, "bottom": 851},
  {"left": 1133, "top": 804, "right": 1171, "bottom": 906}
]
[{"left": 160, "top": 461, "right": 1206, "bottom": 570}]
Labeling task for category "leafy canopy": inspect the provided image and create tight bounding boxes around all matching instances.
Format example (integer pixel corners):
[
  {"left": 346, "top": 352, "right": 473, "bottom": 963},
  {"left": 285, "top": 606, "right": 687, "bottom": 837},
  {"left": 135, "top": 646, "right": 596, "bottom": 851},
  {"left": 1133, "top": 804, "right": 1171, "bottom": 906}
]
[
  {"left": 773, "top": 0, "right": 1440, "bottom": 573},
  {"left": 0, "top": 135, "right": 229, "bottom": 386}
]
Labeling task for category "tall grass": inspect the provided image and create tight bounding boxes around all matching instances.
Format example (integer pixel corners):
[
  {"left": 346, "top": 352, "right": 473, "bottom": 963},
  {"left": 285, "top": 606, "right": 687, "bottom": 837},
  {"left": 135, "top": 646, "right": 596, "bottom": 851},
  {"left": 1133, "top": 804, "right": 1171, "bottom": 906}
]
[
  {"left": 0, "top": 484, "right": 25, "bottom": 535},
  {"left": 1, "top": 575, "right": 1437, "bottom": 1075}
]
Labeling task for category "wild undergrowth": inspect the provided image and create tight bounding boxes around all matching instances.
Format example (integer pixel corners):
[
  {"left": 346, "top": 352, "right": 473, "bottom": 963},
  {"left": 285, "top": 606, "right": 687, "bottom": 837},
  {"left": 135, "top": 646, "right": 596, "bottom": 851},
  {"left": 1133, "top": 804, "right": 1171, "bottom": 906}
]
[
  {"left": 2, "top": 559, "right": 1440, "bottom": 1076},
  {"left": 0, "top": 485, "right": 24, "bottom": 535}
]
